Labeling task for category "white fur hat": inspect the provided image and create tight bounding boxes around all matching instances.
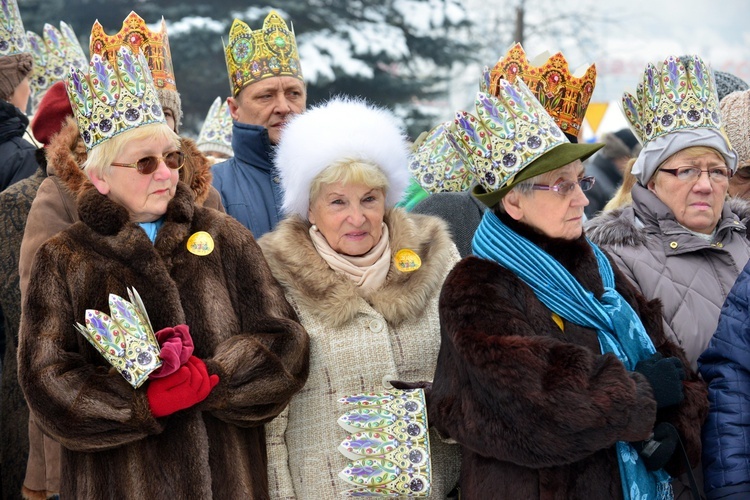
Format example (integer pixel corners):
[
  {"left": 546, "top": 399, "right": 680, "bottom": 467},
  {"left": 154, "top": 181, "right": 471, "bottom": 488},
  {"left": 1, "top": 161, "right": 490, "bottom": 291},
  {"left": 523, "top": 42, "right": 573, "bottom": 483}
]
[{"left": 275, "top": 96, "right": 411, "bottom": 218}]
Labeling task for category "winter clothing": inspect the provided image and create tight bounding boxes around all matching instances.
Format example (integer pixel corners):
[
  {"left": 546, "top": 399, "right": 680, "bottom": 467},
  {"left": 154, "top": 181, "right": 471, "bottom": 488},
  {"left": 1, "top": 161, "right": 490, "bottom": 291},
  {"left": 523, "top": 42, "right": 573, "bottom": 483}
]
[
  {"left": 212, "top": 121, "right": 282, "bottom": 237},
  {"left": 260, "top": 209, "right": 462, "bottom": 499},
  {"left": 586, "top": 183, "right": 750, "bottom": 369},
  {"left": 720, "top": 89, "right": 750, "bottom": 165},
  {"left": 18, "top": 173, "right": 310, "bottom": 498},
  {"left": 430, "top": 212, "right": 707, "bottom": 499},
  {"left": 699, "top": 258, "right": 750, "bottom": 499},
  {"left": 156, "top": 88, "right": 182, "bottom": 133},
  {"left": 0, "top": 99, "right": 37, "bottom": 191},
  {"left": 29, "top": 81, "right": 71, "bottom": 147},
  {"left": 412, "top": 190, "right": 486, "bottom": 258},
  {"left": 0, "top": 53, "right": 32, "bottom": 102},
  {"left": 714, "top": 71, "right": 749, "bottom": 102}
]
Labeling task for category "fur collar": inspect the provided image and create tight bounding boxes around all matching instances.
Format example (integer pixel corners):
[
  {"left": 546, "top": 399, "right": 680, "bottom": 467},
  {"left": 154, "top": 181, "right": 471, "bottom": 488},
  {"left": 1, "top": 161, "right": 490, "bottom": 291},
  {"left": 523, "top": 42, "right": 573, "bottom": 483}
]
[
  {"left": 46, "top": 116, "right": 213, "bottom": 205},
  {"left": 259, "top": 208, "right": 456, "bottom": 327}
]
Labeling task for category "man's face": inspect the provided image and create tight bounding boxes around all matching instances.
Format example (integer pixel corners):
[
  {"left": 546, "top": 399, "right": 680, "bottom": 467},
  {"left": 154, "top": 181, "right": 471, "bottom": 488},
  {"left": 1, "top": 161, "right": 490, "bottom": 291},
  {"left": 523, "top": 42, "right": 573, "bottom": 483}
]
[{"left": 227, "top": 76, "right": 306, "bottom": 145}]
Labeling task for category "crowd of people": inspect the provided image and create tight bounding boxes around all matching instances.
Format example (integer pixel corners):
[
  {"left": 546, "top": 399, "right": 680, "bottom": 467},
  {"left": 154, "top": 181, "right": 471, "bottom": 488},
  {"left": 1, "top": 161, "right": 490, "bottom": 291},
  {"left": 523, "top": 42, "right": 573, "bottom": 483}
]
[{"left": 1, "top": 2, "right": 750, "bottom": 499}]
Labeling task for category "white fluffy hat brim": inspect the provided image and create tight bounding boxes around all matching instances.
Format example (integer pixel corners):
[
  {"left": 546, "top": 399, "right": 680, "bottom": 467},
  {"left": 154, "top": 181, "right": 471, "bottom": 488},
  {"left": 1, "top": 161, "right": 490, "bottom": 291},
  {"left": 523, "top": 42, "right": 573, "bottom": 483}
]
[{"left": 275, "top": 95, "right": 411, "bottom": 218}]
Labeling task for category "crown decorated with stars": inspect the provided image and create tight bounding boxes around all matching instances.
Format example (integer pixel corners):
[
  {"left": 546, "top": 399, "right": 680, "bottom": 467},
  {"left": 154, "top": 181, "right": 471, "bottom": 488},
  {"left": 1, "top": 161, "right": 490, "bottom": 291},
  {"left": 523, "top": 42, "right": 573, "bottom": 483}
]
[
  {"left": 224, "top": 11, "right": 303, "bottom": 98},
  {"left": 337, "top": 389, "right": 432, "bottom": 496},
  {"left": 90, "top": 11, "right": 176, "bottom": 92},
  {"left": 27, "top": 22, "right": 87, "bottom": 108},
  {"left": 196, "top": 96, "right": 233, "bottom": 157},
  {"left": 408, "top": 120, "right": 474, "bottom": 193},
  {"left": 447, "top": 78, "right": 568, "bottom": 195},
  {"left": 66, "top": 44, "right": 165, "bottom": 151},
  {"left": 481, "top": 43, "right": 596, "bottom": 137},
  {"left": 622, "top": 55, "right": 722, "bottom": 146},
  {"left": 74, "top": 288, "right": 162, "bottom": 389},
  {"left": 0, "top": 0, "right": 29, "bottom": 57}
]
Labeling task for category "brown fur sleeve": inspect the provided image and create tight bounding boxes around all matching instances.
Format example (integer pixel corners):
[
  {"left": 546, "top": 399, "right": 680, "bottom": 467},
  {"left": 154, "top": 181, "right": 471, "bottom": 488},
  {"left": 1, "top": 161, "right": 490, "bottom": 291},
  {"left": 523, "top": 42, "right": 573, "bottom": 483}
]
[
  {"left": 429, "top": 257, "right": 657, "bottom": 468},
  {"left": 201, "top": 216, "right": 310, "bottom": 425}
]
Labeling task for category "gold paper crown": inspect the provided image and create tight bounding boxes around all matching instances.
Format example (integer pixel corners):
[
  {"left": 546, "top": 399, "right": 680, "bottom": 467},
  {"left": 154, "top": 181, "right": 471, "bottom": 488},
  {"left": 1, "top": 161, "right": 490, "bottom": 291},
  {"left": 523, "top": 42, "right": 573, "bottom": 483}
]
[
  {"left": 224, "top": 11, "right": 303, "bottom": 98},
  {"left": 337, "top": 389, "right": 432, "bottom": 496},
  {"left": 90, "top": 11, "right": 176, "bottom": 92},
  {"left": 27, "top": 22, "right": 88, "bottom": 108},
  {"left": 196, "top": 96, "right": 233, "bottom": 157},
  {"left": 408, "top": 120, "right": 474, "bottom": 193},
  {"left": 447, "top": 79, "right": 567, "bottom": 195},
  {"left": 66, "top": 44, "right": 166, "bottom": 150},
  {"left": 0, "top": 0, "right": 29, "bottom": 57},
  {"left": 482, "top": 43, "right": 596, "bottom": 136},
  {"left": 622, "top": 55, "right": 722, "bottom": 146},
  {"left": 74, "top": 288, "right": 162, "bottom": 389}
]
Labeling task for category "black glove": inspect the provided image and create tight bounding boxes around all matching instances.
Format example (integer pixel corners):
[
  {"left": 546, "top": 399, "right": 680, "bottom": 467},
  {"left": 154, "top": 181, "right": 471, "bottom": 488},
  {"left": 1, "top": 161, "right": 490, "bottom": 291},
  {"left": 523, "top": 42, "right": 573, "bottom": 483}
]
[
  {"left": 389, "top": 380, "right": 432, "bottom": 405},
  {"left": 632, "top": 422, "right": 680, "bottom": 471},
  {"left": 634, "top": 353, "right": 685, "bottom": 409}
]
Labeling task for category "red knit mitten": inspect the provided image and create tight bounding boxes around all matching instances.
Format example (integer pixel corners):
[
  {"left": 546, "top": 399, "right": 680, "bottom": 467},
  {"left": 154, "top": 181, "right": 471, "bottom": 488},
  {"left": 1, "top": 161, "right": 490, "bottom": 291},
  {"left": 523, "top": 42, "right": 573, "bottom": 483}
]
[
  {"left": 147, "top": 356, "right": 219, "bottom": 418},
  {"left": 150, "top": 324, "right": 195, "bottom": 379}
]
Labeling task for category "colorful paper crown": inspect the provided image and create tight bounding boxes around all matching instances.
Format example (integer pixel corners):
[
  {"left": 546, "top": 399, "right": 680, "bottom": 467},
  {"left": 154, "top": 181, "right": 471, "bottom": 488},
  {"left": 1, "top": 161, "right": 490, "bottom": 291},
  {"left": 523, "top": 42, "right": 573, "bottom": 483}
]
[
  {"left": 90, "top": 11, "right": 176, "bottom": 92},
  {"left": 447, "top": 79, "right": 568, "bottom": 195},
  {"left": 224, "top": 11, "right": 303, "bottom": 98},
  {"left": 337, "top": 389, "right": 432, "bottom": 497},
  {"left": 622, "top": 55, "right": 722, "bottom": 146},
  {"left": 66, "top": 44, "right": 165, "bottom": 150},
  {"left": 408, "top": 120, "right": 474, "bottom": 193},
  {"left": 0, "top": 0, "right": 29, "bottom": 57},
  {"left": 196, "top": 96, "right": 233, "bottom": 157},
  {"left": 27, "top": 22, "right": 87, "bottom": 108},
  {"left": 482, "top": 43, "right": 596, "bottom": 137},
  {"left": 74, "top": 288, "right": 162, "bottom": 389}
]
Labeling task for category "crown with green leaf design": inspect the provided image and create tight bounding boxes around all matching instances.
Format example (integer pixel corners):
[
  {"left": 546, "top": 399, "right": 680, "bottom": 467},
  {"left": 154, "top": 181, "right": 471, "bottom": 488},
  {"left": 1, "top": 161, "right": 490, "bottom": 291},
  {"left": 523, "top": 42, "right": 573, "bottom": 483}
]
[
  {"left": 0, "top": 0, "right": 29, "bottom": 58},
  {"left": 622, "top": 55, "right": 722, "bottom": 146},
  {"left": 74, "top": 288, "right": 162, "bottom": 389},
  {"left": 337, "top": 389, "right": 431, "bottom": 496},
  {"left": 66, "top": 44, "right": 165, "bottom": 151}
]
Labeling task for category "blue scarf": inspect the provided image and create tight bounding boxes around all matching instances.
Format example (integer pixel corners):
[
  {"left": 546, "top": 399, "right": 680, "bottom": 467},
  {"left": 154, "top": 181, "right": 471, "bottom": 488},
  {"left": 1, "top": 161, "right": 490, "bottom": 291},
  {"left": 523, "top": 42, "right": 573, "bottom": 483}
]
[
  {"left": 138, "top": 218, "right": 164, "bottom": 244},
  {"left": 472, "top": 212, "right": 672, "bottom": 499}
]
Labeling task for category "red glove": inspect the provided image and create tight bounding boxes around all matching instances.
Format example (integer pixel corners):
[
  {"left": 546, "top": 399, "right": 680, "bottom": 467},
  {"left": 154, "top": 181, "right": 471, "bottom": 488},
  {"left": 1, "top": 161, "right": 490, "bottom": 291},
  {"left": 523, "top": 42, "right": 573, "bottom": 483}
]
[
  {"left": 150, "top": 324, "right": 194, "bottom": 379},
  {"left": 147, "top": 356, "right": 219, "bottom": 418}
]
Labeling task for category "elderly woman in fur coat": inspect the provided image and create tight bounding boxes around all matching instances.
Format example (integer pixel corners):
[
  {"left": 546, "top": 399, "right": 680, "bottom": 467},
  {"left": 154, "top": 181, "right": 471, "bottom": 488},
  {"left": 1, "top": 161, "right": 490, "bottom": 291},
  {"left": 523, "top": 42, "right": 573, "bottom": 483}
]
[
  {"left": 17, "top": 48, "right": 309, "bottom": 499},
  {"left": 428, "top": 79, "right": 706, "bottom": 499},
  {"left": 259, "top": 97, "right": 461, "bottom": 498}
]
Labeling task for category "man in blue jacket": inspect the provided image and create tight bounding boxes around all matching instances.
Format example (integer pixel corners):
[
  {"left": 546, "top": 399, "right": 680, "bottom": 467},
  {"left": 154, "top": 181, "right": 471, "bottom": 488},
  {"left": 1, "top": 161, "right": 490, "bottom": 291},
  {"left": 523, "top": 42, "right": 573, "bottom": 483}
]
[{"left": 212, "top": 11, "right": 306, "bottom": 237}]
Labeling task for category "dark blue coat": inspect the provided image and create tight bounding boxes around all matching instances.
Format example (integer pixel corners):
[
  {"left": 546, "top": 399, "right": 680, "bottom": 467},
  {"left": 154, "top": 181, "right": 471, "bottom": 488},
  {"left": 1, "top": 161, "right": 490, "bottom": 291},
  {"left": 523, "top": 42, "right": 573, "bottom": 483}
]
[
  {"left": 211, "top": 121, "right": 283, "bottom": 238},
  {"left": 699, "top": 259, "right": 750, "bottom": 499},
  {"left": 0, "top": 100, "right": 38, "bottom": 192}
]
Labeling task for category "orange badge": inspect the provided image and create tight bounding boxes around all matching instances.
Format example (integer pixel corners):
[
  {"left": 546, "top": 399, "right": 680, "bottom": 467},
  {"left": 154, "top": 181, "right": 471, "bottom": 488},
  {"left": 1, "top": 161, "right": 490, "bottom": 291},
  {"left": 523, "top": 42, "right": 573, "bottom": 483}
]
[
  {"left": 187, "top": 231, "right": 214, "bottom": 256},
  {"left": 394, "top": 249, "right": 421, "bottom": 273}
]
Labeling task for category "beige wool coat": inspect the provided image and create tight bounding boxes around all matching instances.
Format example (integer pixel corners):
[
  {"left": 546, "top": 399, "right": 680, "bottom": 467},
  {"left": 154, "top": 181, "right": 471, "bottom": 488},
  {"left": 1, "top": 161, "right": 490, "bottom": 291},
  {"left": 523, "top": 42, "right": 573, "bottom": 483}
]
[{"left": 259, "top": 209, "right": 462, "bottom": 499}]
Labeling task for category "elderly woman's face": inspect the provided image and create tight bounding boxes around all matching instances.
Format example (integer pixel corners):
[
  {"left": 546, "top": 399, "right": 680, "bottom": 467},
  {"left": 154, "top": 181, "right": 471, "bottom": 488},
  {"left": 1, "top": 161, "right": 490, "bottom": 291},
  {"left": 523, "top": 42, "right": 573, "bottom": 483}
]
[
  {"left": 504, "top": 161, "right": 589, "bottom": 240},
  {"left": 648, "top": 150, "right": 729, "bottom": 234},
  {"left": 308, "top": 181, "right": 386, "bottom": 256},
  {"left": 90, "top": 134, "right": 180, "bottom": 223}
]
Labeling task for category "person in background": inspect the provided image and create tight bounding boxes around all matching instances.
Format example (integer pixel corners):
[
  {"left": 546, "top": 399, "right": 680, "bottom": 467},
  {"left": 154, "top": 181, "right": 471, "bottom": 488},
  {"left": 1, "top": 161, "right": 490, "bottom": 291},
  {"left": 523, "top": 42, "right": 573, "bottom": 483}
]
[
  {"left": 196, "top": 96, "right": 233, "bottom": 165},
  {"left": 719, "top": 89, "right": 750, "bottom": 199},
  {"left": 584, "top": 128, "right": 642, "bottom": 218},
  {"left": 212, "top": 11, "right": 306, "bottom": 237},
  {"left": 429, "top": 76, "right": 705, "bottom": 499},
  {"left": 260, "top": 96, "right": 461, "bottom": 498},
  {"left": 602, "top": 158, "right": 639, "bottom": 212}
]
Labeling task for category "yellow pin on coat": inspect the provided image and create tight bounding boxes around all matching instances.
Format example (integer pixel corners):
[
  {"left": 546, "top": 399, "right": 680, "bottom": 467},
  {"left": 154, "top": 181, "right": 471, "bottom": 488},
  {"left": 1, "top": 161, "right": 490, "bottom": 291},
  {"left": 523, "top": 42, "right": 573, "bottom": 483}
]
[
  {"left": 394, "top": 249, "right": 421, "bottom": 272},
  {"left": 187, "top": 231, "right": 214, "bottom": 256}
]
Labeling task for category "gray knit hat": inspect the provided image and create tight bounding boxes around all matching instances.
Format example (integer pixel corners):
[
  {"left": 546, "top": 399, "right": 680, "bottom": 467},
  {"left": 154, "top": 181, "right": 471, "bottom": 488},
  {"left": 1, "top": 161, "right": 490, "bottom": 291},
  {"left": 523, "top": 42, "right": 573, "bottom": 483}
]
[
  {"left": 714, "top": 71, "right": 749, "bottom": 103},
  {"left": 721, "top": 89, "right": 750, "bottom": 165},
  {"left": 156, "top": 88, "right": 182, "bottom": 133}
]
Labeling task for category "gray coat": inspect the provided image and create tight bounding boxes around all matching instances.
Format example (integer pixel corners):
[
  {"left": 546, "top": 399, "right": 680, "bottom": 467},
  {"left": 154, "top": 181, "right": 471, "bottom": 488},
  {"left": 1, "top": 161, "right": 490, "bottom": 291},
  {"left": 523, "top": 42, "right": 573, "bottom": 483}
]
[{"left": 586, "top": 183, "right": 750, "bottom": 369}]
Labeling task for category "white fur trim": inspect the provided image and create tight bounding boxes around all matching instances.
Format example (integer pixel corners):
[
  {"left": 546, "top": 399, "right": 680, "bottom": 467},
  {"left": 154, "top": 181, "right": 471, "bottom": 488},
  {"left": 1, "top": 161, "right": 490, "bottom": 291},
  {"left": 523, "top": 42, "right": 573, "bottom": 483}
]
[{"left": 275, "top": 96, "right": 411, "bottom": 218}]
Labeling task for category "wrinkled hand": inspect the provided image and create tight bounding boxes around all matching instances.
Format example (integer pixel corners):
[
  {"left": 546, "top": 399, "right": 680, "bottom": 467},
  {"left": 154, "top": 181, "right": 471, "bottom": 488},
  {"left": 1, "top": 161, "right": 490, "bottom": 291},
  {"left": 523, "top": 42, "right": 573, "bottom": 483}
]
[
  {"left": 150, "top": 324, "right": 194, "bottom": 379},
  {"left": 632, "top": 422, "right": 680, "bottom": 471},
  {"left": 147, "top": 356, "right": 219, "bottom": 418},
  {"left": 634, "top": 353, "right": 685, "bottom": 409}
]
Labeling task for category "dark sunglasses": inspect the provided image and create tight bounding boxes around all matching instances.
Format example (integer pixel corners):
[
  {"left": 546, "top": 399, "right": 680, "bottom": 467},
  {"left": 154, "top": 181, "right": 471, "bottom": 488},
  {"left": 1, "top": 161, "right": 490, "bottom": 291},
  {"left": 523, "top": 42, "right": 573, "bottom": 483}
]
[{"left": 111, "top": 151, "right": 185, "bottom": 175}]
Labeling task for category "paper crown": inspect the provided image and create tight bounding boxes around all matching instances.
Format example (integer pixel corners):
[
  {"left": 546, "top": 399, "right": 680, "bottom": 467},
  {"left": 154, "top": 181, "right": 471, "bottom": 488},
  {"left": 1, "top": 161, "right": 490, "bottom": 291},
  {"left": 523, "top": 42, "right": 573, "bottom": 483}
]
[
  {"left": 622, "top": 55, "right": 722, "bottom": 146},
  {"left": 90, "top": 11, "right": 176, "bottom": 92},
  {"left": 27, "top": 22, "right": 87, "bottom": 108},
  {"left": 196, "top": 96, "right": 233, "bottom": 157},
  {"left": 66, "top": 44, "right": 165, "bottom": 150},
  {"left": 224, "top": 11, "right": 303, "bottom": 98},
  {"left": 408, "top": 120, "right": 474, "bottom": 193},
  {"left": 337, "top": 389, "right": 432, "bottom": 497},
  {"left": 0, "top": 0, "right": 29, "bottom": 57},
  {"left": 482, "top": 43, "right": 596, "bottom": 137},
  {"left": 74, "top": 288, "right": 162, "bottom": 389}
]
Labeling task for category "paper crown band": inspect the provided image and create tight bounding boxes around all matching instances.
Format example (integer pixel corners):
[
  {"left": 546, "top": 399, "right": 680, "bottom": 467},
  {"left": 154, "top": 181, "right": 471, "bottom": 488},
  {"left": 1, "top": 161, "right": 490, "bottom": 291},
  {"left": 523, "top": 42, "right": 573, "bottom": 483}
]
[
  {"left": 0, "top": 0, "right": 29, "bottom": 57},
  {"left": 408, "top": 120, "right": 474, "bottom": 193},
  {"left": 224, "top": 10, "right": 303, "bottom": 98},
  {"left": 196, "top": 96, "right": 233, "bottom": 157},
  {"left": 27, "top": 22, "right": 87, "bottom": 108}
]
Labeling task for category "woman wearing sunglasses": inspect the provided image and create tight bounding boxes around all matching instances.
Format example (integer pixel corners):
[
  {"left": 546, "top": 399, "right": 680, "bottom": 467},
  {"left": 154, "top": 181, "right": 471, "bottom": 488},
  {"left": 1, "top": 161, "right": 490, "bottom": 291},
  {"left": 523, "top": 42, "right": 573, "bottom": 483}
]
[{"left": 17, "top": 45, "right": 309, "bottom": 499}]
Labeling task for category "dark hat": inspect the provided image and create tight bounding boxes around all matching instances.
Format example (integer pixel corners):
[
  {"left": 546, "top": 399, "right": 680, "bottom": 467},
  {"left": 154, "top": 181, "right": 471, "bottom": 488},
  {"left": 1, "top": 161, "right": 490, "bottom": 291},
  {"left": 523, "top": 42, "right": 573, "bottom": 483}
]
[
  {"left": 714, "top": 70, "right": 749, "bottom": 102},
  {"left": 0, "top": 52, "right": 33, "bottom": 102}
]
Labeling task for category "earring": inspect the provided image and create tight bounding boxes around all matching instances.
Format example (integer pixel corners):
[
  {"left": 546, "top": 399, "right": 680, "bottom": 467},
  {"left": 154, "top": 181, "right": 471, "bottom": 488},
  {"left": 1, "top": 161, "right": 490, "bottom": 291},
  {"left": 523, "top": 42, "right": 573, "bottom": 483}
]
[{"left": 311, "top": 224, "right": 318, "bottom": 231}]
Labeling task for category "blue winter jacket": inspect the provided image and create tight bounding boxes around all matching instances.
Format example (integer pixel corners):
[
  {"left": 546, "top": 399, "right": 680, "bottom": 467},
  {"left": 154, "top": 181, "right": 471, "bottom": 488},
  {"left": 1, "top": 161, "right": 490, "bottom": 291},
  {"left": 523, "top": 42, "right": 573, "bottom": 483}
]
[
  {"left": 211, "top": 121, "right": 283, "bottom": 238},
  {"left": 699, "top": 259, "right": 750, "bottom": 499}
]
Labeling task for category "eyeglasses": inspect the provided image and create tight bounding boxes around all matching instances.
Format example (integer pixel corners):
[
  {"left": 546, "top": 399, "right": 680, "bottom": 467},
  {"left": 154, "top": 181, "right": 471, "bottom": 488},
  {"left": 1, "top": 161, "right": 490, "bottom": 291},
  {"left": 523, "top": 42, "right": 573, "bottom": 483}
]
[
  {"left": 111, "top": 151, "right": 185, "bottom": 175},
  {"left": 659, "top": 166, "right": 732, "bottom": 182},
  {"left": 531, "top": 176, "right": 596, "bottom": 196}
]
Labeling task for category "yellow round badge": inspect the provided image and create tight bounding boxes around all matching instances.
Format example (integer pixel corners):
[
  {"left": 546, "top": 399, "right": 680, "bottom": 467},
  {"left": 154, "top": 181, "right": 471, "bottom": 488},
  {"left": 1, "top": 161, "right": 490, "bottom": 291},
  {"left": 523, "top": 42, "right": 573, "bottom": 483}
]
[
  {"left": 187, "top": 231, "right": 214, "bottom": 256},
  {"left": 394, "top": 249, "right": 421, "bottom": 273}
]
